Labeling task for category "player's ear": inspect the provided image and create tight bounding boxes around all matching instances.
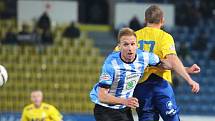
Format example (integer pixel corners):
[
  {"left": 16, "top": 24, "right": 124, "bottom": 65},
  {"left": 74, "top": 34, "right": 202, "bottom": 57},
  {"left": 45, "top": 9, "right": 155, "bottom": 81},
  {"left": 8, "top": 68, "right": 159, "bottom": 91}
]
[
  {"left": 161, "top": 17, "right": 164, "bottom": 26},
  {"left": 144, "top": 18, "right": 146, "bottom": 23},
  {"left": 117, "top": 39, "right": 121, "bottom": 49},
  {"left": 117, "top": 44, "right": 121, "bottom": 50}
]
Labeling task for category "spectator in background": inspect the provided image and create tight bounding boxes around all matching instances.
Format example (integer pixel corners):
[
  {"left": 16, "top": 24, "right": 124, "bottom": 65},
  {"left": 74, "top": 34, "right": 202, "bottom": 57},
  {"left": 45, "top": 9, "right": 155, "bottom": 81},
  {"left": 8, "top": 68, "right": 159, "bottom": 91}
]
[
  {"left": 63, "top": 22, "right": 80, "bottom": 39},
  {"left": 176, "top": 1, "right": 200, "bottom": 27},
  {"left": 2, "top": 26, "right": 17, "bottom": 44},
  {"left": 209, "top": 45, "right": 215, "bottom": 60},
  {"left": 37, "top": 12, "right": 53, "bottom": 45},
  {"left": 41, "top": 30, "right": 53, "bottom": 44},
  {"left": 177, "top": 42, "right": 193, "bottom": 64},
  {"left": 19, "top": 23, "right": 31, "bottom": 35},
  {"left": 37, "top": 12, "right": 51, "bottom": 32},
  {"left": 17, "top": 23, "right": 33, "bottom": 44},
  {"left": 191, "top": 32, "right": 208, "bottom": 51},
  {"left": 199, "top": 0, "right": 215, "bottom": 19},
  {"left": 129, "top": 16, "right": 142, "bottom": 31}
]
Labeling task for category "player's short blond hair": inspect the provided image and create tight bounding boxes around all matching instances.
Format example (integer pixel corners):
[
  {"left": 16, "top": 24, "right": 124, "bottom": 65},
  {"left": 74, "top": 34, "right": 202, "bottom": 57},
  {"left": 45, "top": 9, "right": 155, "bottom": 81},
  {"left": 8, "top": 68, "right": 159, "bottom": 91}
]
[
  {"left": 145, "top": 5, "right": 163, "bottom": 24},
  {"left": 117, "top": 28, "right": 136, "bottom": 43}
]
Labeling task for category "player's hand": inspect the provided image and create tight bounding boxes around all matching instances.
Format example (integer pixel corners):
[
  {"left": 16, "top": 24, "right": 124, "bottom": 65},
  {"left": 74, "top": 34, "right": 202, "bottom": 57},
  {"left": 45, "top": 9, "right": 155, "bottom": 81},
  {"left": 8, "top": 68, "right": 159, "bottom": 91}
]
[
  {"left": 187, "top": 64, "right": 201, "bottom": 74},
  {"left": 188, "top": 80, "right": 200, "bottom": 93},
  {"left": 123, "top": 97, "right": 139, "bottom": 109}
]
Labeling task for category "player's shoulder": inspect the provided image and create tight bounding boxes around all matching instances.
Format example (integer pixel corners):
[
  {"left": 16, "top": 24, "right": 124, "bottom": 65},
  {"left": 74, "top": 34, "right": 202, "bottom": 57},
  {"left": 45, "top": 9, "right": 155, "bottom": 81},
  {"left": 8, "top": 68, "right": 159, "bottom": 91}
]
[
  {"left": 42, "top": 102, "right": 55, "bottom": 110},
  {"left": 136, "top": 48, "right": 149, "bottom": 55},
  {"left": 104, "top": 51, "right": 119, "bottom": 63},
  {"left": 136, "top": 49, "right": 149, "bottom": 58},
  {"left": 161, "top": 29, "right": 174, "bottom": 40},
  {"left": 137, "top": 49, "right": 157, "bottom": 56},
  {"left": 23, "top": 104, "right": 34, "bottom": 111},
  {"left": 136, "top": 49, "right": 159, "bottom": 62},
  {"left": 135, "top": 28, "right": 144, "bottom": 36}
]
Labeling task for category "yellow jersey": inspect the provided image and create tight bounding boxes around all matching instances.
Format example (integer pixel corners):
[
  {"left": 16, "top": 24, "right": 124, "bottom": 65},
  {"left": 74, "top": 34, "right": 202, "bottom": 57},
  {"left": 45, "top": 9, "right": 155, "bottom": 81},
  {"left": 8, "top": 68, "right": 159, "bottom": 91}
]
[
  {"left": 115, "top": 27, "right": 176, "bottom": 83},
  {"left": 21, "top": 102, "right": 62, "bottom": 121}
]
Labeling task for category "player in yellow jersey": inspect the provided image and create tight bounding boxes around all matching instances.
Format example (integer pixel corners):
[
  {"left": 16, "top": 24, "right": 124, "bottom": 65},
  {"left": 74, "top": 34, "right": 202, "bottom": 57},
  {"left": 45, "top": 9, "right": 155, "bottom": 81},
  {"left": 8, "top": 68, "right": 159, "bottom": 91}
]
[
  {"left": 133, "top": 5, "right": 201, "bottom": 121},
  {"left": 21, "top": 90, "right": 63, "bottom": 121},
  {"left": 115, "top": 5, "right": 201, "bottom": 121}
]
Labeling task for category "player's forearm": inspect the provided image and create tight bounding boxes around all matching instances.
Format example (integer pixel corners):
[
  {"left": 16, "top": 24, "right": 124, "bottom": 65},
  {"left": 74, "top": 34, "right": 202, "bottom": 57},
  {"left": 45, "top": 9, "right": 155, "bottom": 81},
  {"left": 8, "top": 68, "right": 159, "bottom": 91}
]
[
  {"left": 167, "top": 55, "right": 193, "bottom": 83},
  {"left": 98, "top": 87, "right": 125, "bottom": 105},
  {"left": 185, "top": 67, "right": 191, "bottom": 73},
  {"left": 159, "top": 60, "right": 191, "bottom": 73}
]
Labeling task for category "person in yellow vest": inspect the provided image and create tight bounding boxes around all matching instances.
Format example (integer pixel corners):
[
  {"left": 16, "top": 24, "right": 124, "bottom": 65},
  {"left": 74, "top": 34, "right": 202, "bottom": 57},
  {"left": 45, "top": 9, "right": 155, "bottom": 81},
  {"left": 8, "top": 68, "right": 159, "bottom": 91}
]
[
  {"left": 115, "top": 5, "right": 200, "bottom": 121},
  {"left": 21, "top": 90, "right": 63, "bottom": 121}
]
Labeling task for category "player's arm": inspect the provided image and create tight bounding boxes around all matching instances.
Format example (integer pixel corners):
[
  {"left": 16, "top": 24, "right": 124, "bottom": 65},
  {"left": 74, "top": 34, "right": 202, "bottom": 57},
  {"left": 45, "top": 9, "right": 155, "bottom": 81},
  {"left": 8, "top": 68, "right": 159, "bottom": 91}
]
[
  {"left": 98, "top": 87, "right": 139, "bottom": 108},
  {"left": 21, "top": 108, "right": 28, "bottom": 121},
  {"left": 166, "top": 54, "right": 200, "bottom": 93},
  {"left": 148, "top": 53, "right": 172, "bottom": 70},
  {"left": 160, "top": 34, "right": 199, "bottom": 93},
  {"left": 158, "top": 59, "right": 173, "bottom": 70},
  {"left": 49, "top": 105, "right": 63, "bottom": 121},
  {"left": 185, "top": 64, "right": 201, "bottom": 74},
  {"left": 157, "top": 60, "right": 200, "bottom": 73}
]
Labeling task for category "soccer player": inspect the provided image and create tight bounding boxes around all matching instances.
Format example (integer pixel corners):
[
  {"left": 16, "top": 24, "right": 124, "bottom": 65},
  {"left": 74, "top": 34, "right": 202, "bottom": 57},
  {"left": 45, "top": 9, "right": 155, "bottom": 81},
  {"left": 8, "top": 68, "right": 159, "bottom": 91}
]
[
  {"left": 90, "top": 28, "right": 173, "bottom": 121},
  {"left": 132, "top": 5, "right": 200, "bottom": 121},
  {"left": 21, "top": 90, "right": 63, "bottom": 121}
]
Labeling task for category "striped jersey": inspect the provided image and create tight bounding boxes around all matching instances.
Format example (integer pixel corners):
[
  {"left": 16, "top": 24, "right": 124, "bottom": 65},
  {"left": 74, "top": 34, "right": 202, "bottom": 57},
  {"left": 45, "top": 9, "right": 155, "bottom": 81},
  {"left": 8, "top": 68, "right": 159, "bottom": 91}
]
[
  {"left": 90, "top": 49, "right": 160, "bottom": 109},
  {"left": 115, "top": 27, "right": 176, "bottom": 84}
]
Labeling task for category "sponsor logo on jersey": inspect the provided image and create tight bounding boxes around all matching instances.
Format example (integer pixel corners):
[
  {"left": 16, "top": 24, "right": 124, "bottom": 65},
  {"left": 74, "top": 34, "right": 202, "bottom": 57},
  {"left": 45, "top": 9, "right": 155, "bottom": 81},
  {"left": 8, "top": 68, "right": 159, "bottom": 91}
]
[
  {"left": 126, "top": 80, "right": 136, "bottom": 90},
  {"left": 125, "top": 74, "right": 139, "bottom": 90}
]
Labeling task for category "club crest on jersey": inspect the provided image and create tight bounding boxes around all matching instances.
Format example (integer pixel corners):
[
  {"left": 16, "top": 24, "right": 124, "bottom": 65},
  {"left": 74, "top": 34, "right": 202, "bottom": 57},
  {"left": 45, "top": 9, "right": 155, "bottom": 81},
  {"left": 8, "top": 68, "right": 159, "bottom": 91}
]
[
  {"left": 166, "top": 101, "right": 173, "bottom": 110},
  {"left": 100, "top": 73, "right": 111, "bottom": 81},
  {"left": 170, "top": 44, "right": 175, "bottom": 51}
]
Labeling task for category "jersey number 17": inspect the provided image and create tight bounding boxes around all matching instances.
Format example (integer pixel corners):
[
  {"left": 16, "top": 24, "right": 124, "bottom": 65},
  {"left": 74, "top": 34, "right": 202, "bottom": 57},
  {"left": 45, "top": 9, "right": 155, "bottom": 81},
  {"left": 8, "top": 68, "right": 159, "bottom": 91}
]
[{"left": 139, "top": 40, "right": 155, "bottom": 52}]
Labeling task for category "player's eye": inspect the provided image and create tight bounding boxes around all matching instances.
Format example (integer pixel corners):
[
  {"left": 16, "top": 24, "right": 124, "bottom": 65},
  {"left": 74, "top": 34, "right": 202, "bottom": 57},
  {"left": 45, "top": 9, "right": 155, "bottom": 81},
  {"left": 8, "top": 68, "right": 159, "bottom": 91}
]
[
  {"left": 131, "top": 43, "right": 135, "bottom": 46},
  {"left": 123, "top": 43, "right": 129, "bottom": 46}
]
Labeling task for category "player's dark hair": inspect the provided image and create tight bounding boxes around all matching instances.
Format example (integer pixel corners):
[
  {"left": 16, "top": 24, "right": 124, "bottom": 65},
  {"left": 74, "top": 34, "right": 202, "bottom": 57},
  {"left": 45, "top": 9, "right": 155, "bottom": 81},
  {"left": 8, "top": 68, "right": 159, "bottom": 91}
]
[
  {"left": 117, "top": 28, "right": 136, "bottom": 43},
  {"left": 145, "top": 5, "right": 163, "bottom": 24}
]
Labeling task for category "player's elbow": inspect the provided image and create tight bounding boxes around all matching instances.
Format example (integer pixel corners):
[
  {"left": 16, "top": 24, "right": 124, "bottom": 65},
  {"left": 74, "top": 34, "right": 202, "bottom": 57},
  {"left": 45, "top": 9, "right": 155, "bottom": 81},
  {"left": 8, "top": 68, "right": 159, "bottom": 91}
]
[
  {"left": 160, "top": 59, "right": 173, "bottom": 70},
  {"left": 166, "top": 54, "right": 179, "bottom": 69}
]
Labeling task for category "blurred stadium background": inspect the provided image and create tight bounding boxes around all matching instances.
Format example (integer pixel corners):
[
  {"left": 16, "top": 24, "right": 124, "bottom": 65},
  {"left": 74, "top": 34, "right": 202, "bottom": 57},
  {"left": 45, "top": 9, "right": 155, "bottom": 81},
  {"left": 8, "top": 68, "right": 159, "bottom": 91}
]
[{"left": 0, "top": 0, "right": 215, "bottom": 121}]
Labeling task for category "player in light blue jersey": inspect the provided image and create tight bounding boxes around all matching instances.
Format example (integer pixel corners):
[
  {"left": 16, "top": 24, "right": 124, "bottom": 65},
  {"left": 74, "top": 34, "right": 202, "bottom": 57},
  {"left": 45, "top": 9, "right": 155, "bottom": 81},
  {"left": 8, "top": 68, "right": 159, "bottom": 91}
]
[{"left": 90, "top": 28, "right": 172, "bottom": 121}]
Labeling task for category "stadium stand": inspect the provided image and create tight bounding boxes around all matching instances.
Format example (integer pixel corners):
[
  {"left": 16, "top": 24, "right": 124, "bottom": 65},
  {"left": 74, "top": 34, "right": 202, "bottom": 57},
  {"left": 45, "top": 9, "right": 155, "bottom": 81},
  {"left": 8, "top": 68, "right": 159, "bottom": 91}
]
[
  {"left": 0, "top": 24, "right": 104, "bottom": 113},
  {"left": 1, "top": 18, "right": 215, "bottom": 116},
  {"left": 0, "top": 1, "right": 215, "bottom": 120}
]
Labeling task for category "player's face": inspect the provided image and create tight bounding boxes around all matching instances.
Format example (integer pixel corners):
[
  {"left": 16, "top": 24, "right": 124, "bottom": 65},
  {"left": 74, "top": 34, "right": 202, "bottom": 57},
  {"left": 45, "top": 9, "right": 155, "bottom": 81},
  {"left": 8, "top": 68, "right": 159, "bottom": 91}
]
[
  {"left": 119, "top": 35, "right": 137, "bottom": 62},
  {"left": 31, "top": 91, "right": 43, "bottom": 107}
]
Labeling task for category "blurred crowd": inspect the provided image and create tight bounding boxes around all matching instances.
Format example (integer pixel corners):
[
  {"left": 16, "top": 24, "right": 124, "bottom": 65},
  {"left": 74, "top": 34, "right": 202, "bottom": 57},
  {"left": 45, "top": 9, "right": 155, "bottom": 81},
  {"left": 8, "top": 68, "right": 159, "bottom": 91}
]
[{"left": 0, "top": 0, "right": 215, "bottom": 60}]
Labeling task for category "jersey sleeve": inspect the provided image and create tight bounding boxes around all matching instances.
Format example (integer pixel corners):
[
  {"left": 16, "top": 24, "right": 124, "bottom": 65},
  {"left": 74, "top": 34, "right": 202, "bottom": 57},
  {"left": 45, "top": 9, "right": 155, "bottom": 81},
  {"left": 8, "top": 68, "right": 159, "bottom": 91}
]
[
  {"left": 160, "top": 34, "right": 177, "bottom": 58},
  {"left": 49, "top": 105, "right": 63, "bottom": 121},
  {"left": 98, "top": 62, "right": 115, "bottom": 88},
  {"left": 148, "top": 52, "right": 160, "bottom": 66},
  {"left": 21, "top": 108, "right": 28, "bottom": 121}
]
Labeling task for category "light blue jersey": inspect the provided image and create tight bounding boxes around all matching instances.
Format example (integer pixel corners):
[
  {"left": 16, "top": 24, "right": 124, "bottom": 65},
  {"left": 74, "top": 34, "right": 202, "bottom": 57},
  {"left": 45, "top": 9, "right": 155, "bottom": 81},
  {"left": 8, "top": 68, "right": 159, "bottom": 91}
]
[{"left": 90, "top": 49, "right": 160, "bottom": 109}]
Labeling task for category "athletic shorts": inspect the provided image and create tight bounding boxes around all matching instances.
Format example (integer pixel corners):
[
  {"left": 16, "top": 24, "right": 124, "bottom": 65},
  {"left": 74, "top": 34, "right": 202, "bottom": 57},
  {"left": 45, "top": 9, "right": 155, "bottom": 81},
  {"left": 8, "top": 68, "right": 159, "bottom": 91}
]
[
  {"left": 133, "top": 74, "right": 180, "bottom": 121},
  {"left": 94, "top": 104, "right": 134, "bottom": 121}
]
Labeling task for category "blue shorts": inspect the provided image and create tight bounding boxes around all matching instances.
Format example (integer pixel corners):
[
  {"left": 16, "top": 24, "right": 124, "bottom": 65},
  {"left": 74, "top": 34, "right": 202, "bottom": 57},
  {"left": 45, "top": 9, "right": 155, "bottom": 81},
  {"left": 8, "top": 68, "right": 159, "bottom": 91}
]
[{"left": 133, "top": 74, "right": 180, "bottom": 121}]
